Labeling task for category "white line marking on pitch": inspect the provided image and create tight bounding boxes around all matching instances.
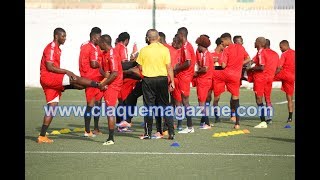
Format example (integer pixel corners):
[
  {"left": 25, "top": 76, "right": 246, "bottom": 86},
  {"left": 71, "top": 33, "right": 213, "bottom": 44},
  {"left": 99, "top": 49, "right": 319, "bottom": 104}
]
[
  {"left": 25, "top": 151, "right": 294, "bottom": 157},
  {"left": 275, "top": 100, "right": 295, "bottom": 105}
]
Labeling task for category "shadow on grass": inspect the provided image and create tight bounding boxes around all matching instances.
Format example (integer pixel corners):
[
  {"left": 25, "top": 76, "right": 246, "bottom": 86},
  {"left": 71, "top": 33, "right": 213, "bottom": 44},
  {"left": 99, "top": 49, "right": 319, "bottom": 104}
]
[{"left": 251, "top": 136, "right": 295, "bottom": 143}]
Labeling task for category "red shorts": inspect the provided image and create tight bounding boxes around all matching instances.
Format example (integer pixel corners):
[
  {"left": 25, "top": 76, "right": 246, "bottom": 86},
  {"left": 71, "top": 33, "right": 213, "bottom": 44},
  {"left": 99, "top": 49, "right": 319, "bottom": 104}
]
[
  {"left": 196, "top": 78, "right": 212, "bottom": 103},
  {"left": 172, "top": 77, "right": 191, "bottom": 102},
  {"left": 213, "top": 76, "right": 240, "bottom": 97},
  {"left": 191, "top": 77, "right": 197, "bottom": 87},
  {"left": 119, "top": 78, "right": 139, "bottom": 101},
  {"left": 274, "top": 72, "right": 295, "bottom": 96},
  {"left": 104, "top": 86, "right": 120, "bottom": 106},
  {"left": 253, "top": 77, "right": 267, "bottom": 97},
  {"left": 85, "top": 87, "right": 103, "bottom": 103},
  {"left": 40, "top": 73, "right": 65, "bottom": 103},
  {"left": 264, "top": 77, "right": 273, "bottom": 106}
]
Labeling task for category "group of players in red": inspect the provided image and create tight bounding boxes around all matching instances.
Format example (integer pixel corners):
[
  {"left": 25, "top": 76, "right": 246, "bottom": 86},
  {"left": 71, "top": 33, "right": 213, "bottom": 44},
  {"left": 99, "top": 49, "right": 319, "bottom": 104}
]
[{"left": 37, "top": 26, "right": 295, "bottom": 145}]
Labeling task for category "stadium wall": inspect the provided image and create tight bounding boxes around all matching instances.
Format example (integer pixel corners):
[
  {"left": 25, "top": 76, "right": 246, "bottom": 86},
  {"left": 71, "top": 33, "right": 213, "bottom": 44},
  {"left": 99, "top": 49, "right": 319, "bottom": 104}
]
[{"left": 25, "top": 9, "right": 294, "bottom": 87}]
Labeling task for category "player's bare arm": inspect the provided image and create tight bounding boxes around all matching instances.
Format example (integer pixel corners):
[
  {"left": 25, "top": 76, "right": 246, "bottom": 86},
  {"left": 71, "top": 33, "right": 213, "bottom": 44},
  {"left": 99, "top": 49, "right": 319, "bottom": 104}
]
[
  {"left": 174, "top": 59, "right": 191, "bottom": 74},
  {"left": 90, "top": 60, "right": 100, "bottom": 69},
  {"left": 197, "top": 66, "right": 208, "bottom": 74},
  {"left": 166, "top": 63, "right": 175, "bottom": 89},
  {"left": 45, "top": 61, "right": 76, "bottom": 80},
  {"left": 99, "top": 71, "right": 118, "bottom": 89}
]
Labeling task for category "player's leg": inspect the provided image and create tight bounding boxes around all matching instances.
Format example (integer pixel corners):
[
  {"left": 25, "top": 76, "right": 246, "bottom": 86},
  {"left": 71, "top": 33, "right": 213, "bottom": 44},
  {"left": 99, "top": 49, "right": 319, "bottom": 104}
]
[
  {"left": 253, "top": 78, "right": 267, "bottom": 128},
  {"left": 200, "top": 89, "right": 212, "bottom": 126},
  {"left": 172, "top": 78, "right": 183, "bottom": 130},
  {"left": 212, "top": 78, "right": 225, "bottom": 123},
  {"left": 37, "top": 101, "right": 58, "bottom": 143},
  {"left": 282, "top": 80, "right": 295, "bottom": 122},
  {"left": 38, "top": 74, "right": 65, "bottom": 143},
  {"left": 178, "top": 77, "right": 194, "bottom": 134},
  {"left": 155, "top": 76, "right": 174, "bottom": 139},
  {"left": 286, "top": 94, "right": 294, "bottom": 122},
  {"left": 264, "top": 79, "right": 273, "bottom": 124},
  {"left": 93, "top": 98, "right": 103, "bottom": 135},
  {"left": 102, "top": 87, "right": 120, "bottom": 145},
  {"left": 197, "top": 79, "right": 212, "bottom": 129},
  {"left": 83, "top": 88, "right": 97, "bottom": 137},
  {"left": 226, "top": 79, "right": 241, "bottom": 129},
  {"left": 69, "top": 75, "right": 100, "bottom": 88},
  {"left": 140, "top": 78, "right": 156, "bottom": 139}
]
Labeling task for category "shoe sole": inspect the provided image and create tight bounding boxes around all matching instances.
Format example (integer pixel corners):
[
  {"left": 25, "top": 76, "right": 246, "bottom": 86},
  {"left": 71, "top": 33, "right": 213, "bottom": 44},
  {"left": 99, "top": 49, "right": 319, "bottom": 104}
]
[
  {"left": 254, "top": 126, "right": 267, "bottom": 128},
  {"left": 102, "top": 141, "right": 115, "bottom": 145}
]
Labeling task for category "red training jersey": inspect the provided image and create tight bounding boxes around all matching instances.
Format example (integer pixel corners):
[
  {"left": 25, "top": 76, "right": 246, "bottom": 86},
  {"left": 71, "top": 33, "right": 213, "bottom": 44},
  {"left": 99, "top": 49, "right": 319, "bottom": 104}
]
[
  {"left": 40, "top": 41, "right": 61, "bottom": 78},
  {"left": 177, "top": 41, "right": 196, "bottom": 80},
  {"left": 114, "top": 42, "right": 128, "bottom": 62},
  {"left": 197, "top": 50, "right": 213, "bottom": 79},
  {"left": 101, "top": 48, "right": 123, "bottom": 89},
  {"left": 252, "top": 48, "right": 266, "bottom": 80},
  {"left": 220, "top": 43, "right": 249, "bottom": 79},
  {"left": 264, "top": 48, "right": 279, "bottom": 80},
  {"left": 278, "top": 49, "right": 295, "bottom": 76},
  {"left": 79, "top": 41, "right": 101, "bottom": 79}
]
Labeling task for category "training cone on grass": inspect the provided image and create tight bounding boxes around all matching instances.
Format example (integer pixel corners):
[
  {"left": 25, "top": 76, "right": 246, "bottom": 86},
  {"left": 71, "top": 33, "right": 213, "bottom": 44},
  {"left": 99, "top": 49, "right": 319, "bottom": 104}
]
[
  {"left": 219, "top": 132, "right": 228, "bottom": 137},
  {"left": 73, "top": 128, "right": 85, "bottom": 132},
  {"left": 242, "top": 129, "right": 250, "bottom": 134},
  {"left": 284, "top": 124, "right": 291, "bottom": 128},
  {"left": 60, "top": 128, "right": 71, "bottom": 134},
  {"left": 170, "top": 142, "right": 180, "bottom": 147},
  {"left": 212, "top": 129, "right": 250, "bottom": 138},
  {"left": 212, "top": 133, "right": 220, "bottom": 137},
  {"left": 50, "top": 130, "right": 61, "bottom": 135}
]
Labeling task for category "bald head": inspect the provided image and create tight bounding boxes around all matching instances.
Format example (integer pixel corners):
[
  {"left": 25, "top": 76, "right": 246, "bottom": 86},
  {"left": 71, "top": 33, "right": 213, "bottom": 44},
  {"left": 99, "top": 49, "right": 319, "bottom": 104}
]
[
  {"left": 146, "top": 29, "right": 159, "bottom": 43},
  {"left": 255, "top": 37, "right": 266, "bottom": 49}
]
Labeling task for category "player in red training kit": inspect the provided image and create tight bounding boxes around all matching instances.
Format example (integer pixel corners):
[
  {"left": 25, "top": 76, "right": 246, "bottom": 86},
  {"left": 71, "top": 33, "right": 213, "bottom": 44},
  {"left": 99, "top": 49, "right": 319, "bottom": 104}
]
[
  {"left": 194, "top": 35, "right": 213, "bottom": 130},
  {"left": 114, "top": 32, "right": 130, "bottom": 62},
  {"left": 213, "top": 33, "right": 250, "bottom": 129},
  {"left": 263, "top": 39, "right": 279, "bottom": 124},
  {"left": 274, "top": 40, "right": 295, "bottom": 123},
  {"left": 37, "top": 28, "right": 100, "bottom": 143},
  {"left": 247, "top": 37, "right": 269, "bottom": 128},
  {"left": 98, "top": 34, "right": 123, "bottom": 145},
  {"left": 206, "top": 37, "right": 225, "bottom": 124},
  {"left": 174, "top": 27, "right": 196, "bottom": 134},
  {"left": 79, "top": 27, "right": 104, "bottom": 137}
]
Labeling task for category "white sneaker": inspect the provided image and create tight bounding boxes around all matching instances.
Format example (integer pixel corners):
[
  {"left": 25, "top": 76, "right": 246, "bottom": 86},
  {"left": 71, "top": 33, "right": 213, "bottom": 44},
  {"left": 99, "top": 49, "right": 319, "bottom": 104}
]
[
  {"left": 102, "top": 140, "right": 115, "bottom": 145},
  {"left": 254, "top": 121, "right": 267, "bottom": 128},
  {"left": 178, "top": 127, "right": 195, "bottom": 133},
  {"left": 199, "top": 124, "right": 211, "bottom": 130}
]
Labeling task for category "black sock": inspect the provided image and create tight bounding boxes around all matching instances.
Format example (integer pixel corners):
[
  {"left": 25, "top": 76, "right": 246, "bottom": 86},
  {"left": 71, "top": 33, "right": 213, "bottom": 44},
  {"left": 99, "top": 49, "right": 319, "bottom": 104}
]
[
  {"left": 63, "top": 85, "right": 74, "bottom": 90},
  {"left": 186, "top": 115, "right": 192, "bottom": 127},
  {"left": 177, "top": 120, "right": 182, "bottom": 127},
  {"left": 231, "top": 99, "right": 240, "bottom": 125},
  {"left": 94, "top": 116, "right": 99, "bottom": 130},
  {"left": 84, "top": 106, "right": 93, "bottom": 133},
  {"left": 200, "top": 116, "right": 205, "bottom": 123},
  {"left": 288, "top": 112, "right": 293, "bottom": 120},
  {"left": 204, "top": 116, "right": 210, "bottom": 126},
  {"left": 40, "top": 125, "right": 49, "bottom": 136},
  {"left": 90, "top": 81, "right": 99, "bottom": 87},
  {"left": 258, "top": 103, "right": 265, "bottom": 122},
  {"left": 94, "top": 102, "right": 101, "bottom": 130},
  {"left": 107, "top": 129, "right": 114, "bottom": 141}
]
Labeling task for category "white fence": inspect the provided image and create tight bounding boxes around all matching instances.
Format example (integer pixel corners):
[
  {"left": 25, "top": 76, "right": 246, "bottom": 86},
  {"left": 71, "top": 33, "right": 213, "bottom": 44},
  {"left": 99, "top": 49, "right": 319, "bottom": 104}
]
[{"left": 25, "top": 9, "right": 294, "bottom": 87}]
